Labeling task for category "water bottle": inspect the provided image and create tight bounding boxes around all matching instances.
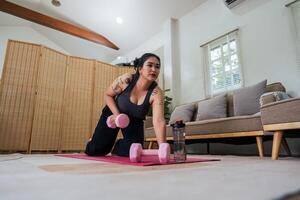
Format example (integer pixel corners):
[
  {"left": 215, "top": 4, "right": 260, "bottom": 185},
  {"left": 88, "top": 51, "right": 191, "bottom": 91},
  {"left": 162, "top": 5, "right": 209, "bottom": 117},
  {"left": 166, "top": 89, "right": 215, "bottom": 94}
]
[{"left": 171, "top": 120, "right": 186, "bottom": 163}]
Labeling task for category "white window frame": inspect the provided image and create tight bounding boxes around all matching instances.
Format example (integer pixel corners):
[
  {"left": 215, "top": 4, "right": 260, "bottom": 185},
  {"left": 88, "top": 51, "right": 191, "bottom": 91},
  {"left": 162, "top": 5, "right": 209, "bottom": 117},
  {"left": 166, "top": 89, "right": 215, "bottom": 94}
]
[{"left": 202, "top": 30, "right": 244, "bottom": 97}]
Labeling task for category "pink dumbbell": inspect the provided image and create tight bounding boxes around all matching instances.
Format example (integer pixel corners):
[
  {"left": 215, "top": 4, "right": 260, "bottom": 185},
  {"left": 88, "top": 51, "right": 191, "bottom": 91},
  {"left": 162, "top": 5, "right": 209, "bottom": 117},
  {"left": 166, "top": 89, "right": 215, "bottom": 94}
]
[
  {"left": 129, "top": 143, "right": 170, "bottom": 164},
  {"left": 106, "top": 114, "right": 130, "bottom": 129}
]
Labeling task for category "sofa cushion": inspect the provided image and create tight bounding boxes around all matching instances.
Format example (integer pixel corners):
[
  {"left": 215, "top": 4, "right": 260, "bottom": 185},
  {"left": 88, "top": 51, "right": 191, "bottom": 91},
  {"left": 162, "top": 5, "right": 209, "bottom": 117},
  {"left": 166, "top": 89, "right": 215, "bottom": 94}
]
[
  {"left": 196, "top": 94, "right": 227, "bottom": 121},
  {"left": 144, "top": 115, "right": 263, "bottom": 138},
  {"left": 259, "top": 91, "right": 290, "bottom": 106},
  {"left": 227, "top": 82, "right": 285, "bottom": 117},
  {"left": 227, "top": 91, "right": 234, "bottom": 117},
  {"left": 233, "top": 80, "right": 267, "bottom": 116},
  {"left": 169, "top": 103, "right": 196, "bottom": 124},
  {"left": 259, "top": 92, "right": 276, "bottom": 106}
]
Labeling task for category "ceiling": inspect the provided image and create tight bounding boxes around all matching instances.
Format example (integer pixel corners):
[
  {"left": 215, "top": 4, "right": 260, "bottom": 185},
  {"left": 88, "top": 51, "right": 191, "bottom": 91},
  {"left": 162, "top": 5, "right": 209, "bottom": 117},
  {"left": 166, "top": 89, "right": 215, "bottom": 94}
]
[{"left": 0, "top": 0, "right": 206, "bottom": 63}]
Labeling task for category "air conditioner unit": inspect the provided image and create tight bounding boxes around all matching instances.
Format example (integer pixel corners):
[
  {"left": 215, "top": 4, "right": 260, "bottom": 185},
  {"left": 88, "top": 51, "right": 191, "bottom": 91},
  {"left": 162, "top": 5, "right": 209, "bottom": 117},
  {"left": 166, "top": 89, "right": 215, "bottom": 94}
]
[{"left": 223, "top": 0, "right": 246, "bottom": 9}]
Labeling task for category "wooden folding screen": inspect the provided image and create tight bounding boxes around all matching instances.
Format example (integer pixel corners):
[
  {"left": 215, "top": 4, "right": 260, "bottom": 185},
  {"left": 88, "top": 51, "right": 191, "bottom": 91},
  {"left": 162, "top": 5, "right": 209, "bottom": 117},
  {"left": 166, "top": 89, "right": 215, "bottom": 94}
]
[
  {"left": 60, "top": 57, "right": 95, "bottom": 151},
  {"left": 29, "top": 47, "right": 67, "bottom": 151},
  {"left": 0, "top": 41, "right": 41, "bottom": 151},
  {"left": 0, "top": 40, "right": 134, "bottom": 152},
  {"left": 92, "top": 62, "right": 115, "bottom": 131}
]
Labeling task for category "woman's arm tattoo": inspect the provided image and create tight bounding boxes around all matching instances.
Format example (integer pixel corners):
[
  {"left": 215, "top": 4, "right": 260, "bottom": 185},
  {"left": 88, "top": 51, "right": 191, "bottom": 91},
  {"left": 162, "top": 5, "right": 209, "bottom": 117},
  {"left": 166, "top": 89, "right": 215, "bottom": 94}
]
[
  {"left": 151, "top": 89, "right": 164, "bottom": 105},
  {"left": 111, "top": 74, "right": 132, "bottom": 95},
  {"left": 111, "top": 78, "right": 122, "bottom": 94}
]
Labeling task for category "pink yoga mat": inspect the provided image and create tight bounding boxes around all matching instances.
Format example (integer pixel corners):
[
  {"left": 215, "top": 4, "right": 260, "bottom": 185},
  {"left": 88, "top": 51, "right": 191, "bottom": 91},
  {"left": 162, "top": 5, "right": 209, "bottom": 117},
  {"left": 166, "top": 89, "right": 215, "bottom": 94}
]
[{"left": 56, "top": 154, "right": 220, "bottom": 166}]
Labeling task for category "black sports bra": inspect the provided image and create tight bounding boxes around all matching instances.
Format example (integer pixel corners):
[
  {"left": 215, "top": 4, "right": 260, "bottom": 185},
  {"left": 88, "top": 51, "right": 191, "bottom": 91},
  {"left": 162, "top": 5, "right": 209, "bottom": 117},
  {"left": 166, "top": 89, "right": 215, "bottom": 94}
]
[{"left": 116, "top": 73, "right": 157, "bottom": 120}]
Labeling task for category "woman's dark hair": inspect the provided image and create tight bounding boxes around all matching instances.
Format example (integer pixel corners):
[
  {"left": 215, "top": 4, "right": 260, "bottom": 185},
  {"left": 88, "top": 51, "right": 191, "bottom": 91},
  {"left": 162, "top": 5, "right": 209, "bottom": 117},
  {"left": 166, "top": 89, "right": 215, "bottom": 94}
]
[{"left": 133, "top": 53, "right": 160, "bottom": 74}]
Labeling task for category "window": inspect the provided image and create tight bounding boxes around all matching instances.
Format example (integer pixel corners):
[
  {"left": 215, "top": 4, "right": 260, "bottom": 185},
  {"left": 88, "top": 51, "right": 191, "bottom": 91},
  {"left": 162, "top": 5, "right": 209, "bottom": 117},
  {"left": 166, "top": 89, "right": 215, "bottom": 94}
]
[{"left": 202, "top": 30, "right": 243, "bottom": 96}]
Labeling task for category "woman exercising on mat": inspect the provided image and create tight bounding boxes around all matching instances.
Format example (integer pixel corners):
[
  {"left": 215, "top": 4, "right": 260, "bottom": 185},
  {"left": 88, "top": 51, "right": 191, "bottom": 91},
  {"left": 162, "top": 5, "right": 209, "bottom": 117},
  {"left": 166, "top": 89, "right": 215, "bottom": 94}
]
[{"left": 85, "top": 53, "right": 166, "bottom": 157}]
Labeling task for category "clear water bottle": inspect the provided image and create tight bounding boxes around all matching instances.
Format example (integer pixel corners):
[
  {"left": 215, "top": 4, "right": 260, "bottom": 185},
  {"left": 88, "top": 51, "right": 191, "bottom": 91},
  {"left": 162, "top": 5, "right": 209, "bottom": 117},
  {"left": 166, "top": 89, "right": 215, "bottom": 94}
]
[{"left": 171, "top": 120, "right": 186, "bottom": 163}]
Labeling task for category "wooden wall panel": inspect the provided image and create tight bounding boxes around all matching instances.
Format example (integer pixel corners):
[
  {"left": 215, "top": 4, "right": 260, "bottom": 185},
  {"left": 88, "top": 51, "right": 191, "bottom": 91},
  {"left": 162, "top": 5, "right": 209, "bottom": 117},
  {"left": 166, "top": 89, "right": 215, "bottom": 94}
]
[
  {"left": 60, "top": 57, "right": 94, "bottom": 150},
  {"left": 0, "top": 40, "right": 41, "bottom": 151},
  {"left": 29, "top": 47, "right": 67, "bottom": 151}
]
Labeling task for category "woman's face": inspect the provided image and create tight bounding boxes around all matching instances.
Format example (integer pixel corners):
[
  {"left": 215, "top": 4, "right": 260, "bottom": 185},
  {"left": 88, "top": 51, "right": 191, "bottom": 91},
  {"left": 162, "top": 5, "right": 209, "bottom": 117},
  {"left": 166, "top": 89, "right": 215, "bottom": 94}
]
[{"left": 139, "top": 56, "right": 160, "bottom": 81}]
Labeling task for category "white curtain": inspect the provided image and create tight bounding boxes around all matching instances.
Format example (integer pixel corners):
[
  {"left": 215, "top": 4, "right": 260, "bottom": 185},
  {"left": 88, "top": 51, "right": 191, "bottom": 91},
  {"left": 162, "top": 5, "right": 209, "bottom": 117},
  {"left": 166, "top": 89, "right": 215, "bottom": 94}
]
[
  {"left": 202, "top": 45, "right": 211, "bottom": 98},
  {"left": 290, "top": 1, "right": 300, "bottom": 62}
]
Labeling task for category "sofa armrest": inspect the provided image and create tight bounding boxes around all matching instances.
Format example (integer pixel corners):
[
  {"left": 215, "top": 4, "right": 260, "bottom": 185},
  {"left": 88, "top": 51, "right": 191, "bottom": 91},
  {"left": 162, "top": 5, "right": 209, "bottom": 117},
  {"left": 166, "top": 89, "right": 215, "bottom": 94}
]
[{"left": 260, "top": 97, "right": 300, "bottom": 125}]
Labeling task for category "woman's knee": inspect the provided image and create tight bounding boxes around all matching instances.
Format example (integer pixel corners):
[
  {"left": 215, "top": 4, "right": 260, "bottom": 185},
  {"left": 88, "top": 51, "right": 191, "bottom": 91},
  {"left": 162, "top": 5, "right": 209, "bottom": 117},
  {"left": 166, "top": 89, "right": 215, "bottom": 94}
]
[{"left": 85, "top": 141, "right": 111, "bottom": 156}]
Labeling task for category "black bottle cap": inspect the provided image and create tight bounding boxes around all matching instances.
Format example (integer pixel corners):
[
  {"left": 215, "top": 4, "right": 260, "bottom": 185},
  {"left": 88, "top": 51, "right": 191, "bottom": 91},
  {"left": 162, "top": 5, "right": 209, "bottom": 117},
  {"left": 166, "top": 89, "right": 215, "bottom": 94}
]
[{"left": 171, "top": 120, "right": 185, "bottom": 128}]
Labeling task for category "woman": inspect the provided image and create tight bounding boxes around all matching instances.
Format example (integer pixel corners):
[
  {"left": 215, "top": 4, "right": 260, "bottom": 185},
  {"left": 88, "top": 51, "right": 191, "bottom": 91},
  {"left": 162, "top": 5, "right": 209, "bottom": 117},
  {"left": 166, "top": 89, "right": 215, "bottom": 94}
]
[{"left": 85, "top": 53, "right": 166, "bottom": 156}]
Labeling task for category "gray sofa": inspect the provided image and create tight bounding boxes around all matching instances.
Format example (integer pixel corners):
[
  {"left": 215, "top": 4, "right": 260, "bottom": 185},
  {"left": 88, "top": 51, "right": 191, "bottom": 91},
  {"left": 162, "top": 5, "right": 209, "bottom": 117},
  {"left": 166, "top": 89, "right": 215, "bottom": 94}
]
[{"left": 144, "top": 81, "right": 286, "bottom": 158}]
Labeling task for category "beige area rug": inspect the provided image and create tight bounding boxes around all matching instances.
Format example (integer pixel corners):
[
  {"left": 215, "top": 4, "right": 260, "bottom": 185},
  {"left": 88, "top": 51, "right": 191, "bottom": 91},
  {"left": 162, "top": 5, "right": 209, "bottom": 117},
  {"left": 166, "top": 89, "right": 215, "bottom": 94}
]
[
  {"left": 1, "top": 154, "right": 300, "bottom": 200},
  {"left": 39, "top": 162, "right": 210, "bottom": 175}
]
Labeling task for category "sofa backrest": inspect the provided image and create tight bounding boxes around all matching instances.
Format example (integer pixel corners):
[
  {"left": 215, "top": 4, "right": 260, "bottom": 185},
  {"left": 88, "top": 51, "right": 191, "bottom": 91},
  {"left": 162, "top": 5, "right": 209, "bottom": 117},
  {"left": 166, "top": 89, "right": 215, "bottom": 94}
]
[
  {"left": 164, "top": 82, "right": 287, "bottom": 125},
  {"left": 226, "top": 82, "right": 286, "bottom": 117}
]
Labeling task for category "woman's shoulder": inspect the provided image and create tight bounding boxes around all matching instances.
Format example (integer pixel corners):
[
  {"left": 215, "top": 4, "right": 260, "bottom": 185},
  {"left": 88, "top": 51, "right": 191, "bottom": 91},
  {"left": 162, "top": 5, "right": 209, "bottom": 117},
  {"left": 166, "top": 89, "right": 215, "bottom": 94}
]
[
  {"left": 151, "top": 85, "right": 163, "bottom": 97},
  {"left": 149, "top": 85, "right": 163, "bottom": 105},
  {"left": 119, "top": 72, "right": 134, "bottom": 84}
]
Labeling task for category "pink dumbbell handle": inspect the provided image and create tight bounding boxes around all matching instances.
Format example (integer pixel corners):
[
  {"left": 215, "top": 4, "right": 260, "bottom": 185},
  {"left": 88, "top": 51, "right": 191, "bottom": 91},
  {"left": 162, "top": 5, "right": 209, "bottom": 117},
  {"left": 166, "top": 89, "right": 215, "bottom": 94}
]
[{"left": 141, "top": 149, "right": 159, "bottom": 156}]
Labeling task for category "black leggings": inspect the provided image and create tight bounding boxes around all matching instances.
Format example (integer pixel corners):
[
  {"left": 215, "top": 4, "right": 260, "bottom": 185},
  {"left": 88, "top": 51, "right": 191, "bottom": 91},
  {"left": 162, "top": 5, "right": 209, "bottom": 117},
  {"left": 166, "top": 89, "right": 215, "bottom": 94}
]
[{"left": 85, "top": 106, "right": 144, "bottom": 157}]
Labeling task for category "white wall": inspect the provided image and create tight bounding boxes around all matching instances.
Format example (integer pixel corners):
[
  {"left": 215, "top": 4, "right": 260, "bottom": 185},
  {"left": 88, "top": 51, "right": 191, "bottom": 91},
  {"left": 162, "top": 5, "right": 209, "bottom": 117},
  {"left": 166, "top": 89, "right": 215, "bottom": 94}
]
[
  {"left": 111, "top": 31, "right": 165, "bottom": 65},
  {"left": 152, "top": 47, "right": 165, "bottom": 89},
  {"left": 0, "top": 26, "right": 69, "bottom": 78},
  {"left": 178, "top": 0, "right": 300, "bottom": 103},
  {"left": 118, "top": 0, "right": 300, "bottom": 106}
]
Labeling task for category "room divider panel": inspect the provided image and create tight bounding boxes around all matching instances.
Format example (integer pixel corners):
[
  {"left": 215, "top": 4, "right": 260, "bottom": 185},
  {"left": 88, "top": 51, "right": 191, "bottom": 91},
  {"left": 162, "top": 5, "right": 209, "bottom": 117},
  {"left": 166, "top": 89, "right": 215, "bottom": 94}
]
[
  {"left": 60, "top": 57, "right": 95, "bottom": 151},
  {"left": 29, "top": 47, "right": 68, "bottom": 151},
  {"left": 92, "top": 62, "right": 115, "bottom": 131},
  {"left": 0, "top": 40, "right": 41, "bottom": 151},
  {"left": 0, "top": 40, "right": 134, "bottom": 152}
]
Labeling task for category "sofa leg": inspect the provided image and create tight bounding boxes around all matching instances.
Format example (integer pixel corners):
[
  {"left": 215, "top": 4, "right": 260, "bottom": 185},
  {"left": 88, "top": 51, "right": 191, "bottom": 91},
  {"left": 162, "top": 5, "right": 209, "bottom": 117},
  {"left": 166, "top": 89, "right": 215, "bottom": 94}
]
[
  {"left": 281, "top": 137, "right": 292, "bottom": 156},
  {"left": 272, "top": 131, "right": 283, "bottom": 160},
  {"left": 207, "top": 143, "right": 210, "bottom": 154},
  {"left": 148, "top": 141, "right": 153, "bottom": 149},
  {"left": 256, "top": 136, "right": 264, "bottom": 158}
]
